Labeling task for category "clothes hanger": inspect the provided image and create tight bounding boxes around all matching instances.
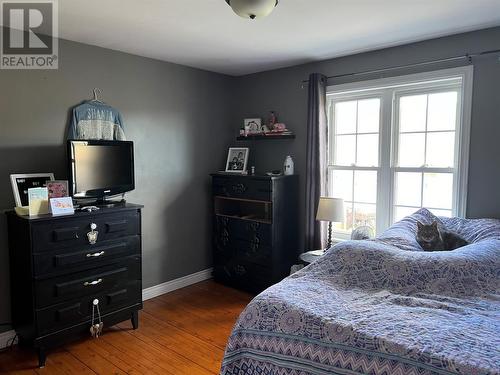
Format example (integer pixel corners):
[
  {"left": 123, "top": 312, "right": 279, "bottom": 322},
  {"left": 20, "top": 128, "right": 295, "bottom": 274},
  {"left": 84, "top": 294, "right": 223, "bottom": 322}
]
[{"left": 91, "top": 88, "right": 104, "bottom": 103}]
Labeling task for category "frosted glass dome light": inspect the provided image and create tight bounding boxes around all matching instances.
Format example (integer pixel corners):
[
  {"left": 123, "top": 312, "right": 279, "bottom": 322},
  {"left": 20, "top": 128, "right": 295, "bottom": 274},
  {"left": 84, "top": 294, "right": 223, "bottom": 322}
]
[{"left": 226, "top": 0, "right": 279, "bottom": 19}]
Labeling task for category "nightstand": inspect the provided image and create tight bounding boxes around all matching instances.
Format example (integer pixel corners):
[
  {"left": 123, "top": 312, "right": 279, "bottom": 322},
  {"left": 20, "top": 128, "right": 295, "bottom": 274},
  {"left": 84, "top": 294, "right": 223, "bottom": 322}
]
[{"left": 299, "top": 249, "right": 325, "bottom": 265}]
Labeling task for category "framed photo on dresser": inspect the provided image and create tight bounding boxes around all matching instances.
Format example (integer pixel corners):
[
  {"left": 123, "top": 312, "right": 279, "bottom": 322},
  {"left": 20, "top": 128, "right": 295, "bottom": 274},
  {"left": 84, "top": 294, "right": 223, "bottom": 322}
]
[
  {"left": 225, "top": 148, "right": 249, "bottom": 173},
  {"left": 10, "top": 173, "right": 55, "bottom": 207}
]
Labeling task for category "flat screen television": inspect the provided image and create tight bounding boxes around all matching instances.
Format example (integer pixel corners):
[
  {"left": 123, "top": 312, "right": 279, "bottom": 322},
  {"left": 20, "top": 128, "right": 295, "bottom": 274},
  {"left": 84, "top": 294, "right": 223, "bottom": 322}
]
[{"left": 68, "top": 140, "right": 135, "bottom": 201}]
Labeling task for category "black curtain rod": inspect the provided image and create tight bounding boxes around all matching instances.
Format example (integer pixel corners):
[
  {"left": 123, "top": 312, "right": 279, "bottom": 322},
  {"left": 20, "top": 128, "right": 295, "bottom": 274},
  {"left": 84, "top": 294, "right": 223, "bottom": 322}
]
[{"left": 301, "top": 49, "right": 500, "bottom": 85}]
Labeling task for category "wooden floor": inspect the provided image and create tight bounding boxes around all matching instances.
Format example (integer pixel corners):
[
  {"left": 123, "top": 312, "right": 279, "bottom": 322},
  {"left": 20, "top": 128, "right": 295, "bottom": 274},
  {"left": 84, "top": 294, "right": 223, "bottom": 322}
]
[{"left": 0, "top": 280, "right": 253, "bottom": 375}]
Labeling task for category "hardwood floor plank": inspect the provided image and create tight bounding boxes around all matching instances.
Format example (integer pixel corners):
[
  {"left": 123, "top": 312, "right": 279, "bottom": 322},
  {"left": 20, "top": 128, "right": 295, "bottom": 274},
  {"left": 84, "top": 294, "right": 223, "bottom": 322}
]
[
  {"left": 35, "top": 350, "right": 96, "bottom": 375},
  {"left": 65, "top": 339, "right": 128, "bottom": 375},
  {"left": 81, "top": 335, "right": 161, "bottom": 375},
  {"left": 0, "top": 280, "right": 250, "bottom": 375},
  {"left": 0, "top": 347, "right": 39, "bottom": 374},
  {"left": 100, "top": 325, "right": 212, "bottom": 375},
  {"left": 144, "top": 298, "right": 232, "bottom": 349},
  {"left": 157, "top": 283, "right": 252, "bottom": 321},
  {"left": 194, "top": 280, "right": 254, "bottom": 302},
  {"left": 118, "top": 311, "right": 225, "bottom": 374}
]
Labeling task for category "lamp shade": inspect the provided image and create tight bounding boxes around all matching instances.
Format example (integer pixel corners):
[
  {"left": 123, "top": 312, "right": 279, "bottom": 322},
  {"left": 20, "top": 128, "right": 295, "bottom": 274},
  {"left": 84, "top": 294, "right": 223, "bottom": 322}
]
[
  {"left": 226, "top": 0, "right": 279, "bottom": 19},
  {"left": 316, "top": 197, "right": 345, "bottom": 223}
]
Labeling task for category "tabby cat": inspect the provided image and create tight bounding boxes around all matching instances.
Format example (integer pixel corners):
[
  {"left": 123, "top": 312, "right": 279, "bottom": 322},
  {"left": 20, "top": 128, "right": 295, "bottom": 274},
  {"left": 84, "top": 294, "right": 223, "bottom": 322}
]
[{"left": 416, "top": 221, "right": 469, "bottom": 251}]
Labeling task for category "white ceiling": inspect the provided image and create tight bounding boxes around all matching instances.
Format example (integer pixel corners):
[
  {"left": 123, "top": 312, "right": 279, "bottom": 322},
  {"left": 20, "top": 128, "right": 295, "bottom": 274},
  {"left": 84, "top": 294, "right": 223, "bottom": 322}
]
[{"left": 57, "top": 0, "right": 500, "bottom": 76}]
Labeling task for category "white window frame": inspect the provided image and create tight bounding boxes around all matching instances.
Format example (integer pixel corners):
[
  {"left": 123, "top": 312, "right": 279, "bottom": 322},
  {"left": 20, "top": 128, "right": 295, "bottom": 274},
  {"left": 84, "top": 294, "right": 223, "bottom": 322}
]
[{"left": 326, "top": 66, "right": 473, "bottom": 238}]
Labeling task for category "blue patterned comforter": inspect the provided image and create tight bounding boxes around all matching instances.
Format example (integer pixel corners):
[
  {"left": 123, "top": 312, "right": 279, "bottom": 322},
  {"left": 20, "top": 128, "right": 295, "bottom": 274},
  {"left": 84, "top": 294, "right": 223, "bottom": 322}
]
[{"left": 221, "top": 209, "right": 500, "bottom": 375}]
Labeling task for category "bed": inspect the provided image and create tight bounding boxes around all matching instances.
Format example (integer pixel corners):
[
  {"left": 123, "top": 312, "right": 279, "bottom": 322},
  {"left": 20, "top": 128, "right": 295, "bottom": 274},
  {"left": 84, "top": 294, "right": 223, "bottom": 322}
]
[{"left": 220, "top": 208, "right": 500, "bottom": 375}]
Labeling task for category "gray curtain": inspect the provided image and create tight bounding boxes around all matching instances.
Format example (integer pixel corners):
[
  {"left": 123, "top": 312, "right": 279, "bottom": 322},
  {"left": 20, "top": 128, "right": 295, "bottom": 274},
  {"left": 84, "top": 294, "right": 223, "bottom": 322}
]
[{"left": 305, "top": 73, "right": 328, "bottom": 251}]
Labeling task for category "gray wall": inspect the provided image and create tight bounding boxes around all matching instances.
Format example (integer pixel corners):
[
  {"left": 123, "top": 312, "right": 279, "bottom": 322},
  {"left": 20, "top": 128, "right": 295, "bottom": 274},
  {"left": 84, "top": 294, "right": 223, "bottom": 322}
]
[
  {"left": 0, "top": 36, "right": 234, "bottom": 332},
  {"left": 1, "top": 26, "right": 499, "bottom": 334},
  {"left": 232, "top": 26, "right": 500, "bottom": 249}
]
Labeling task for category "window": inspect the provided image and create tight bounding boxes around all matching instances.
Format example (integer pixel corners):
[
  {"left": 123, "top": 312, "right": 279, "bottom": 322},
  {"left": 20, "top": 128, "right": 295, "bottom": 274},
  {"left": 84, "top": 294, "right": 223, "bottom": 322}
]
[{"left": 326, "top": 67, "right": 472, "bottom": 238}]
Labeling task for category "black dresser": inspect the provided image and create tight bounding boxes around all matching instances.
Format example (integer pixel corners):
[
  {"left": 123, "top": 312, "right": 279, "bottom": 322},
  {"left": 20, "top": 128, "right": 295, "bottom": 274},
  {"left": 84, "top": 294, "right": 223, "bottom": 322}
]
[
  {"left": 6, "top": 203, "right": 143, "bottom": 367},
  {"left": 211, "top": 173, "right": 299, "bottom": 293}
]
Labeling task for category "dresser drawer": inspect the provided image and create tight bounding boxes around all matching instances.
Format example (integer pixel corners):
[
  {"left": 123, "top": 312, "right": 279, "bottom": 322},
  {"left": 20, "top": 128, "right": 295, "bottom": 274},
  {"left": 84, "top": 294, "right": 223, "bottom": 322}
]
[
  {"left": 215, "top": 216, "right": 272, "bottom": 245},
  {"left": 213, "top": 177, "right": 272, "bottom": 201},
  {"left": 31, "top": 211, "right": 140, "bottom": 253},
  {"left": 35, "top": 257, "right": 141, "bottom": 308},
  {"left": 214, "top": 257, "right": 272, "bottom": 292},
  {"left": 36, "top": 281, "right": 141, "bottom": 336},
  {"left": 215, "top": 240, "right": 271, "bottom": 266},
  {"left": 33, "top": 236, "right": 141, "bottom": 278}
]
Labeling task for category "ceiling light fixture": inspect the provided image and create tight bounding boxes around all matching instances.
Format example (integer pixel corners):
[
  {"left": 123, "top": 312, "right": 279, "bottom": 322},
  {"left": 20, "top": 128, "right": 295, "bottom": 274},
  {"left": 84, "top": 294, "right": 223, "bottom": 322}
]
[{"left": 225, "top": 0, "right": 279, "bottom": 19}]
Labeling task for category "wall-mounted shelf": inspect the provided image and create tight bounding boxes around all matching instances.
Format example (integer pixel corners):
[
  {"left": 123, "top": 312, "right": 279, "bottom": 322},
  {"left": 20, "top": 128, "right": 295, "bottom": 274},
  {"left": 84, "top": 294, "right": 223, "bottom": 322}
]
[{"left": 237, "top": 133, "right": 295, "bottom": 141}]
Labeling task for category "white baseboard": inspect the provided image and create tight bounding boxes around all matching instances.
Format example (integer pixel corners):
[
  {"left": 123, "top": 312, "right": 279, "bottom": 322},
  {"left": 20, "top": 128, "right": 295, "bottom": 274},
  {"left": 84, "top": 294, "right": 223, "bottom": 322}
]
[
  {"left": 142, "top": 268, "right": 213, "bottom": 301},
  {"left": 0, "top": 329, "right": 17, "bottom": 350},
  {"left": 0, "top": 268, "right": 213, "bottom": 349}
]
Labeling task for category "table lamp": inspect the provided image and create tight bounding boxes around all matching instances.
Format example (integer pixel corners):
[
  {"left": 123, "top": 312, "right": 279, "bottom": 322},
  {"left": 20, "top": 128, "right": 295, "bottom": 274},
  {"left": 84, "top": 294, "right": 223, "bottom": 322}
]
[{"left": 316, "top": 197, "right": 345, "bottom": 250}]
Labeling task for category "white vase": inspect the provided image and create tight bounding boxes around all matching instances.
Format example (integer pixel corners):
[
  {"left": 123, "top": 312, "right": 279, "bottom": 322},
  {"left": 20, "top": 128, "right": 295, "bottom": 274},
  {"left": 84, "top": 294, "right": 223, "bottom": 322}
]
[{"left": 284, "top": 155, "right": 294, "bottom": 175}]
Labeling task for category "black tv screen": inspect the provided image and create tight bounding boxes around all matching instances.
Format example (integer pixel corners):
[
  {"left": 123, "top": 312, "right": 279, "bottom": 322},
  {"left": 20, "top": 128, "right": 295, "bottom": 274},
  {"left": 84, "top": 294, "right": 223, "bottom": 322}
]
[{"left": 68, "top": 140, "right": 135, "bottom": 199}]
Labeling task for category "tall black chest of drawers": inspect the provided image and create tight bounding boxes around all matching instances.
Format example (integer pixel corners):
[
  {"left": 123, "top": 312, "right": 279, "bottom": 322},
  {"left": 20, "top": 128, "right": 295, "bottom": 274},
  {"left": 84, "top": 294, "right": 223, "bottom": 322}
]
[
  {"left": 6, "top": 203, "right": 143, "bottom": 367},
  {"left": 211, "top": 173, "right": 299, "bottom": 293}
]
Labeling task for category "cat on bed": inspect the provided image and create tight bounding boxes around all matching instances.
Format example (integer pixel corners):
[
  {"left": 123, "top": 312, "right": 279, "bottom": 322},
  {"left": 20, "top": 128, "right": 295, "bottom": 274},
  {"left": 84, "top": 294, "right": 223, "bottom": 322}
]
[{"left": 416, "top": 221, "right": 469, "bottom": 251}]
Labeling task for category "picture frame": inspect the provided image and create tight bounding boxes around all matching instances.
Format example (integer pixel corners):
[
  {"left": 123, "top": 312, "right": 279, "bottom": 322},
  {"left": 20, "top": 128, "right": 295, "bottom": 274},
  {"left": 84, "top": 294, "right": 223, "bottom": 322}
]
[
  {"left": 47, "top": 180, "right": 69, "bottom": 199},
  {"left": 49, "top": 197, "right": 75, "bottom": 216},
  {"left": 10, "top": 173, "right": 55, "bottom": 207},
  {"left": 244, "top": 118, "right": 261, "bottom": 134},
  {"left": 225, "top": 148, "right": 249, "bottom": 173}
]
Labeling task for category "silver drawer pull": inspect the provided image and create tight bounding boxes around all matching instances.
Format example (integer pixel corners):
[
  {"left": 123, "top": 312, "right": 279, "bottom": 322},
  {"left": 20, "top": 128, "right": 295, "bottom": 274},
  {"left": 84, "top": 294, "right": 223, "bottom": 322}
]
[
  {"left": 86, "top": 251, "right": 105, "bottom": 258},
  {"left": 84, "top": 278, "right": 103, "bottom": 287}
]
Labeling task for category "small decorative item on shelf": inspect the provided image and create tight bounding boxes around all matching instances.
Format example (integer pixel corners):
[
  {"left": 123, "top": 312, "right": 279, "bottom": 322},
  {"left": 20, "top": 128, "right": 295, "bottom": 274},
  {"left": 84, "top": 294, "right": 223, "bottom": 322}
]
[
  {"left": 273, "top": 123, "right": 287, "bottom": 132},
  {"left": 268, "top": 111, "right": 277, "bottom": 128},
  {"left": 225, "top": 147, "right": 249, "bottom": 173},
  {"left": 267, "top": 122, "right": 292, "bottom": 136},
  {"left": 283, "top": 155, "right": 294, "bottom": 175},
  {"left": 237, "top": 113, "right": 295, "bottom": 140},
  {"left": 243, "top": 118, "right": 261, "bottom": 135}
]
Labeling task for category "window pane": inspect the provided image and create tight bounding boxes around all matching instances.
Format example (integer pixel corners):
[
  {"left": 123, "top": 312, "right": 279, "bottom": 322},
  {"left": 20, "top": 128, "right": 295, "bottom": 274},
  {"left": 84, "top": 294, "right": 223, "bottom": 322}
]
[
  {"left": 423, "top": 173, "right": 453, "bottom": 209},
  {"left": 395, "top": 172, "right": 422, "bottom": 207},
  {"left": 426, "top": 131, "right": 455, "bottom": 167},
  {"left": 427, "top": 92, "right": 458, "bottom": 131},
  {"left": 358, "top": 98, "right": 380, "bottom": 133},
  {"left": 334, "top": 135, "right": 356, "bottom": 166},
  {"left": 394, "top": 206, "right": 420, "bottom": 222},
  {"left": 400, "top": 94, "right": 427, "bottom": 132},
  {"left": 398, "top": 133, "right": 425, "bottom": 167},
  {"left": 354, "top": 171, "right": 377, "bottom": 203},
  {"left": 334, "top": 202, "right": 353, "bottom": 232},
  {"left": 356, "top": 134, "right": 379, "bottom": 167},
  {"left": 353, "top": 203, "right": 376, "bottom": 231},
  {"left": 429, "top": 209, "right": 452, "bottom": 218},
  {"left": 335, "top": 101, "right": 357, "bottom": 134},
  {"left": 331, "top": 170, "right": 353, "bottom": 201}
]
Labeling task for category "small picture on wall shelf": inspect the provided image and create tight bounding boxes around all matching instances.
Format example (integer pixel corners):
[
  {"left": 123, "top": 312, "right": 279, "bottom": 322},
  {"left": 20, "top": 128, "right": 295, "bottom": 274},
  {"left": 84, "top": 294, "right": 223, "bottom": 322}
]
[
  {"left": 10, "top": 173, "right": 55, "bottom": 207},
  {"left": 244, "top": 118, "right": 261, "bottom": 134},
  {"left": 225, "top": 148, "right": 249, "bottom": 173}
]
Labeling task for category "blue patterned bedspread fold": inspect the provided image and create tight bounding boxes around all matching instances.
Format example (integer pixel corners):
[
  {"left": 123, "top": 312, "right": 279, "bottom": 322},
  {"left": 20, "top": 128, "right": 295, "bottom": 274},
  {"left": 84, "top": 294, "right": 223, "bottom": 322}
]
[{"left": 220, "top": 209, "right": 500, "bottom": 375}]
